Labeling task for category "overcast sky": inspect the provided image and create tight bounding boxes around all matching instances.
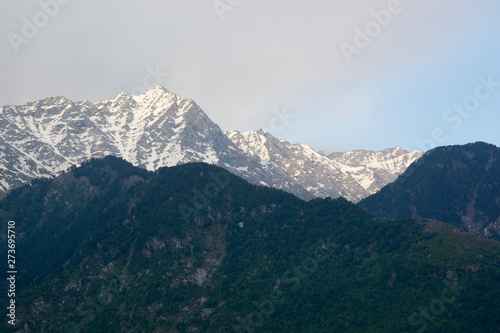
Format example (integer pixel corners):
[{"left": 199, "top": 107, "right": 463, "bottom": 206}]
[{"left": 1, "top": 0, "right": 499, "bottom": 153}]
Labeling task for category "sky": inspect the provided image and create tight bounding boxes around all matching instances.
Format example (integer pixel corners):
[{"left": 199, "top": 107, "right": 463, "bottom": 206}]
[{"left": 1, "top": 0, "right": 499, "bottom": 154}]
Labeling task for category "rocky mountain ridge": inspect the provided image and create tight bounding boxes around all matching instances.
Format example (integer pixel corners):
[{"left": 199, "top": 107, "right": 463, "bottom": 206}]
[
  {"left": 226, "top": 129, "right": 423, "bottom": 201},
  {"left": 0, "top": 86, "right": 422, "bottom": 202}
]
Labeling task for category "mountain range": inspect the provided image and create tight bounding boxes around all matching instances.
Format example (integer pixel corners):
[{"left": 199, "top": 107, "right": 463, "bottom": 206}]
[
  {"left": 1, "top": 87, "right": 500, "bottom": 332},
  {"left": 0, "top": 86, "right": 422, "bottom": 202},
  {"left": 1, "top": 157, "right": 499, "bottom": 332}
]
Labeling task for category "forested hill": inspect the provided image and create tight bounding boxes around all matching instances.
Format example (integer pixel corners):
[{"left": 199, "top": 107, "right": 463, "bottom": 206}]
[
  {"left": 1, "top": 156, "right": 499, "bottom": 332},
  {"left": 359, "top": 142, "right": 500, "bottom": 242}
]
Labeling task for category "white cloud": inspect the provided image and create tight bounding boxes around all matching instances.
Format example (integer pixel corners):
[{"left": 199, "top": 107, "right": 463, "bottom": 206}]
[{"left": 0, "top": 0, "right": 498, "bottom": 152}]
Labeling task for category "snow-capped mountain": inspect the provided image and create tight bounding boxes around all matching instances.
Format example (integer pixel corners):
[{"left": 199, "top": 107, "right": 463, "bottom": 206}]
[
  {"left": 226, "top": 130, "right": 423, "bottom": 202},
  {"left": 0, "top": 86, "right": 421, "bottom": 201},
  {"left": 328, "top": 147, "right": 424, "bottom": 196},
  {"left": 0, "top": 87, "right": 311, "bottom": 199}
]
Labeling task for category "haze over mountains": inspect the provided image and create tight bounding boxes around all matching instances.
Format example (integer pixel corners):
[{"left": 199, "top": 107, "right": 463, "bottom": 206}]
[{"left": 0, "top": 86, "right": 422, "bottom": 202}]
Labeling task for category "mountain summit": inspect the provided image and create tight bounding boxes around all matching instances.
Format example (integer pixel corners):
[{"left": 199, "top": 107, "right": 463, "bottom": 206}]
[
  {"left": 0, "top": 87, "right": 421, "bottom": 201},
  {"left": 226, "top": 130, "right": 423, "bottom": 201}
]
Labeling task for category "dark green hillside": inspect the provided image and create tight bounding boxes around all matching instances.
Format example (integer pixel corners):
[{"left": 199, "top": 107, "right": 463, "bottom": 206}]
[
  {"left": 1, "top": 156, "right": 499, "bottom": 332},
  {"left": 360, "top": 142, "right": 500, "bottom": 242}
]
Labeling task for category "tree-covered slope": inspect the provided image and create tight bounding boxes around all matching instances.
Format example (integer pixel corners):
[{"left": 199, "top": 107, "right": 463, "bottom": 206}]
[
  {"left": 359, "top": 142, "right": 500, "bottom": 242},
  {"left": 1, "top": 156, "right": 499, "bottom": 332}
]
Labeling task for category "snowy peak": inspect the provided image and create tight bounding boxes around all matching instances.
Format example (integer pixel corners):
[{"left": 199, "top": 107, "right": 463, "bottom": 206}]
[
  {"left": 226, "top": 130, "right": 359, "bottom": 202},
  {"left": 130, "top": 86, "right": 177, "bottom": 113},
  {"left": 225, "top": 130, "right": 275, "bottom": 162},
  {"left": 328, "top": 147, "right": 424, "bottom": 196},
  {"left": 226, "top": 130, "right": 423, "bottom": 202},
  {"left": 0, "top": 88, "right": 422, "bottom": 202},
  {"left": 0, "top": 88, "right": 217, "bottom": 192},
  {"left": 0, "top": 88, "right": 312, "bottom": 200},
  {"left": 328, "top": 147, "right": 423, "bottom": 173},
  {"left": 90, "top": 87, "right": 226, "bottom": 169}
]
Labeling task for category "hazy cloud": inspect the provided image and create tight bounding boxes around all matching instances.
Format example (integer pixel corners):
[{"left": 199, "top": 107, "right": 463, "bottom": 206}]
[{"left": 1, "top": 0, "right": 499, "bottom": 152}]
